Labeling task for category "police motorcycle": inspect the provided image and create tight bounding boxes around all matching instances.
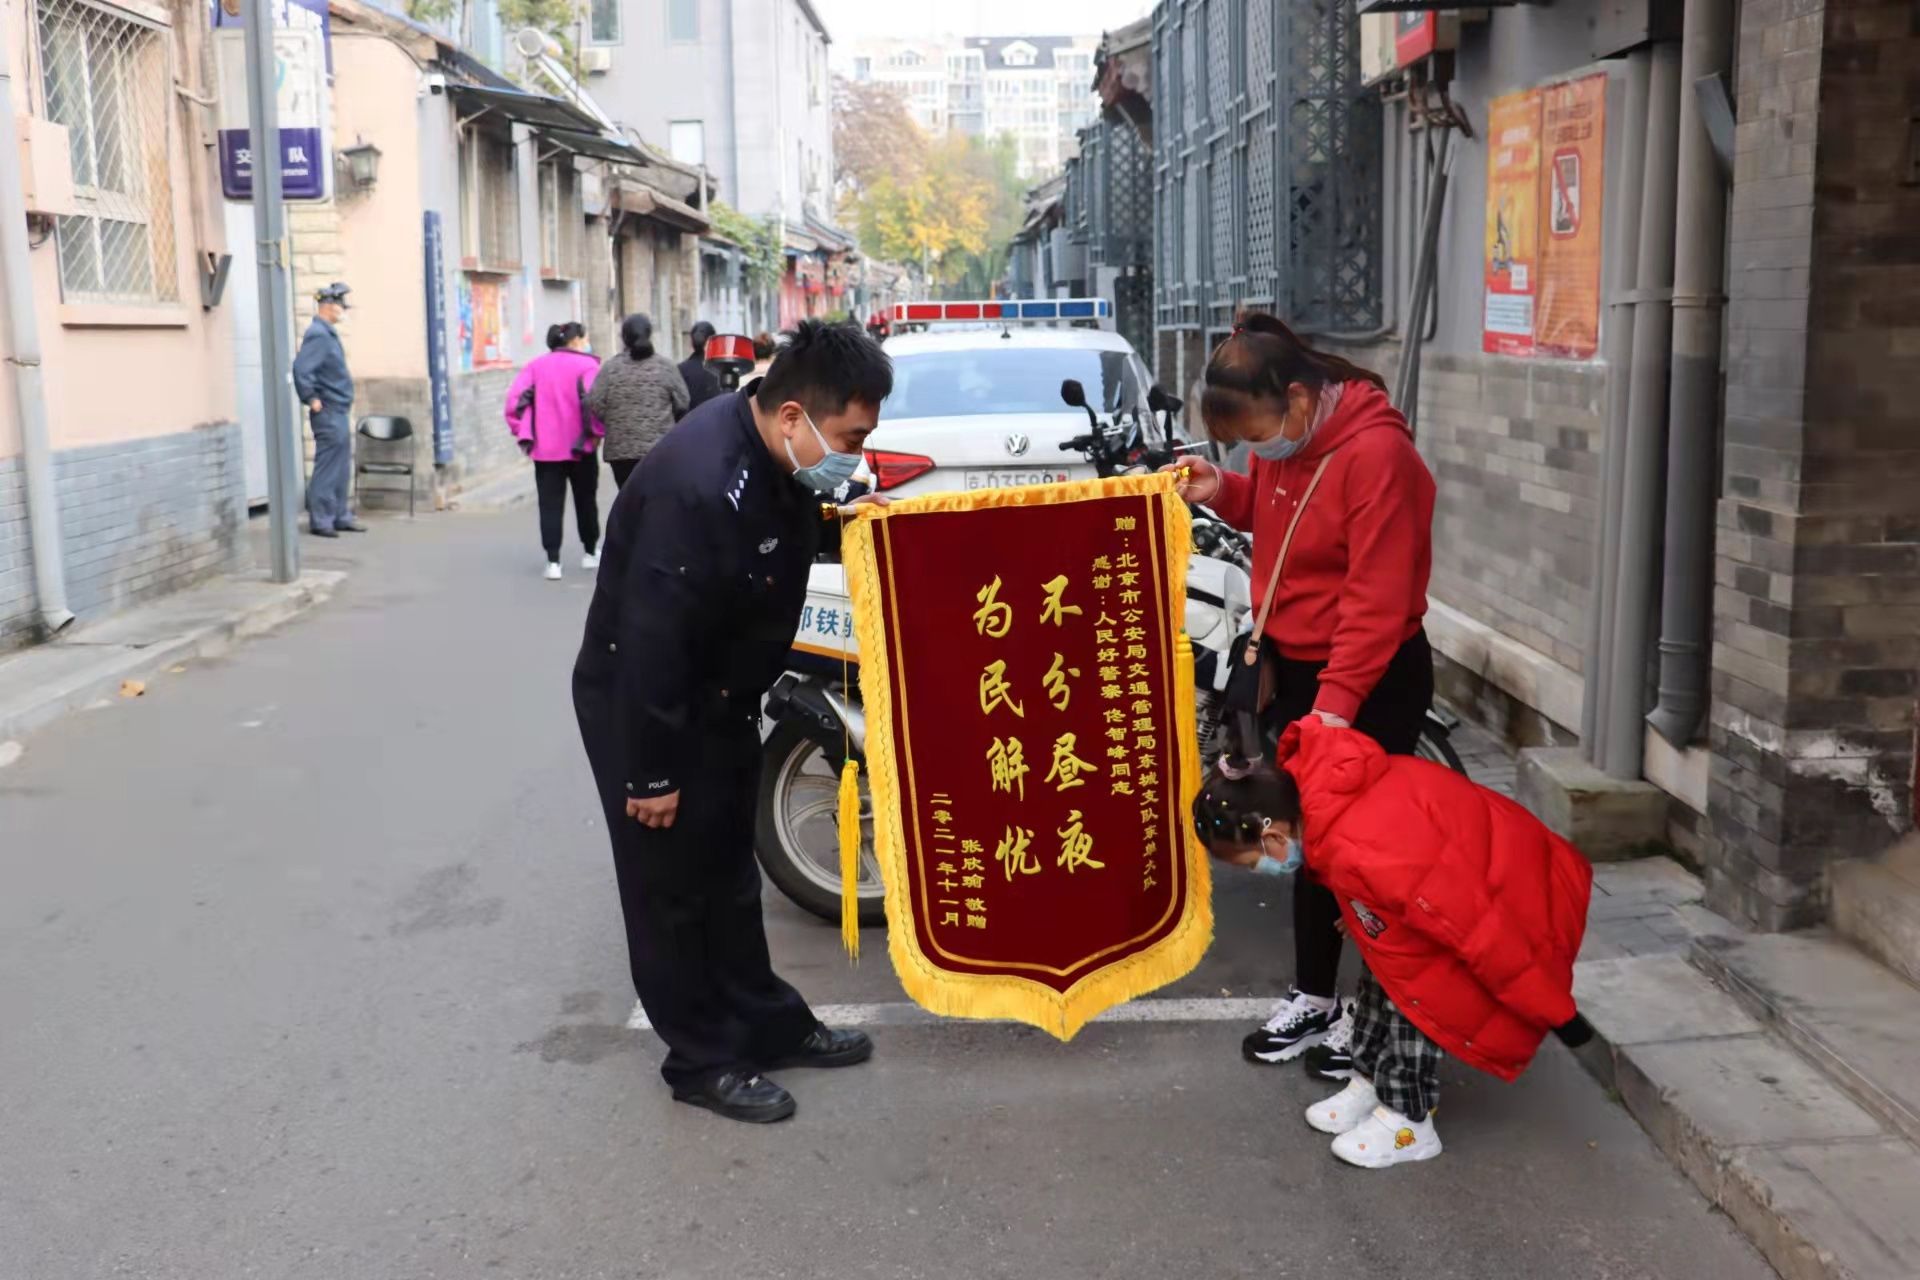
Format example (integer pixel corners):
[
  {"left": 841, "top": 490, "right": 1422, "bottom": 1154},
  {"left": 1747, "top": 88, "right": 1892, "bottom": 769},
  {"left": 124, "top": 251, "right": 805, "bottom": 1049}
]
[{"left": 751, "top": 370, "right": 1260, "bottom": 927}]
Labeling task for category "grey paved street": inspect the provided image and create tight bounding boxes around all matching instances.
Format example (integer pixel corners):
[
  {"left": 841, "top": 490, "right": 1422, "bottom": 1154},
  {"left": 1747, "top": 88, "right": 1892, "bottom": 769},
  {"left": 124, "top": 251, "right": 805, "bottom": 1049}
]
[{"left": 1, "top": 505, "right": 1770, "bottom": 1279}]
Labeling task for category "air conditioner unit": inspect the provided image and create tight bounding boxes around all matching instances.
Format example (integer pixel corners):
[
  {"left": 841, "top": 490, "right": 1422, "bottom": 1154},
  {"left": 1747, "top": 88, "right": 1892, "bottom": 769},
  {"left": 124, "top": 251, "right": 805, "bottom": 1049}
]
[
  {"left": 17, "top": 116, "right": 76, "bottom": 217},
  {"left": 579, "top": 46, "right": 613, "bottom": 74}
]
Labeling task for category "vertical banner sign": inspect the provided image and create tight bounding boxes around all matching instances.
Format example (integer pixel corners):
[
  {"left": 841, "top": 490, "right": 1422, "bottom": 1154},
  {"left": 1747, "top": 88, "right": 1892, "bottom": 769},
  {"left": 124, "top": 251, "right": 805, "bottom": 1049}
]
[
  {"left": 842, "top": 474, "right": 1212, "bottom": 1040},
  {"left": 1482, "top": 88, "right": 1542, "bottom": 357},
  {"left": 212, "top": 0, "right": 331, "bottom": 201},
  {"left": 1535, "top": 73, "right": 1608, "bottom": 359},
  {"left": 423, "top": 212, "right": 455, "bottom": 465}
]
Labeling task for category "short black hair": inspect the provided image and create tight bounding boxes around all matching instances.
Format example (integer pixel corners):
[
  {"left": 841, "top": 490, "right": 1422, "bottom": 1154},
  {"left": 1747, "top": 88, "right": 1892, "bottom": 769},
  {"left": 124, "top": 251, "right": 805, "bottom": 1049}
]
[
  {"left": 1191, "top": 758, "right": 1303, "bottom": 852},
  {"left": 755, "top": 319, "right": 892, "bottom": 419},
  {"left": 689, "top": 320, "right": 716, "bottom": 348}
]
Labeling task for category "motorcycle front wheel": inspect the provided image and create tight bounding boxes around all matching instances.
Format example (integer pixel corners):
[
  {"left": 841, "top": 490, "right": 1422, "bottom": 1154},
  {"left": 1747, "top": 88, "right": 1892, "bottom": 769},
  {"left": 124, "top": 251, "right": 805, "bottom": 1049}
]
[{"left": 754, "top": 719, "right": 888, "bottom": 926}]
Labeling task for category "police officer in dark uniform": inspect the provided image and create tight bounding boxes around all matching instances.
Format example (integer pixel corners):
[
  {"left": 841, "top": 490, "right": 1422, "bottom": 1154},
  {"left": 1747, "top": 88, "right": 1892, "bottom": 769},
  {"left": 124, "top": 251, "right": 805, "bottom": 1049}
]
[
  {"left": 291, "top": 282, "right": 365, "bottom": 537},
  {"left": 572, "top": 319, "right": 892, "bottom": 1123}
]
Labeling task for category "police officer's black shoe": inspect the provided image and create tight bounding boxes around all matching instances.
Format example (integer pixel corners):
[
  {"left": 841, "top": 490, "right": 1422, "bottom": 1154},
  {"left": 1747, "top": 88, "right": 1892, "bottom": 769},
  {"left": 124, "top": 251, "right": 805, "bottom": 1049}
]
[
  {"left": 672, "top": 1070, "right": 796, "bottom": 1124},
  {"left": 766, "top": 1026, "right": 874, "bottom": 1070},
  {"left": 335, "top": 517, "right": 369, "bottom": 533}
]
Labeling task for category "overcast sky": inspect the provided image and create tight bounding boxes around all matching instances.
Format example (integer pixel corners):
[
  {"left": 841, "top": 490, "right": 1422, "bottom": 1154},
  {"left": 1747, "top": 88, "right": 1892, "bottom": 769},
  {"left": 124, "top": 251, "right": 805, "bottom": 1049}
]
[{"left": 813, "top": 0, "right": 1153, "bottom": 53}]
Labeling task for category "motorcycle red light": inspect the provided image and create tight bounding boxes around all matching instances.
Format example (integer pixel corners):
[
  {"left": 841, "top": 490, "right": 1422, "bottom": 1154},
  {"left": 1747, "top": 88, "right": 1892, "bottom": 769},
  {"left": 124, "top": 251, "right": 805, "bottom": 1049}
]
[{"left": 864, "top": 449, "right": 935, "bottom": 491}]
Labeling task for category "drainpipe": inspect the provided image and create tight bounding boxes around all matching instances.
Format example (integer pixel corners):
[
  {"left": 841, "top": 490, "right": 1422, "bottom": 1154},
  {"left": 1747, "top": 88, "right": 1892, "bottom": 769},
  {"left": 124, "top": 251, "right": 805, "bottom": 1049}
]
[
  {"left": 1600, "top": 41, "right": 1683, "bottom": 780},
  {"left": 1649, "top": 0, "right": 1735, "bottom": 747},
  {"left": 1581, "top": 50, "right": 1651, "bottom": 762},
  {"left": 0, "top": 36, "right": 75, "bottom": 636}
]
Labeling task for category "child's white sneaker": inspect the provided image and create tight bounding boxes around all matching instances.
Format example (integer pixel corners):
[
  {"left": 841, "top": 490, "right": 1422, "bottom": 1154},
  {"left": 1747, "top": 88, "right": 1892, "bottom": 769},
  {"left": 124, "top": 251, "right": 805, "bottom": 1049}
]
[
  {"left": 1330, "top": 1105, "right": 1443, "bottom": 1169},
  {"left": 1305, "top": 1077, "right": 1379, "bottom": 1135}
]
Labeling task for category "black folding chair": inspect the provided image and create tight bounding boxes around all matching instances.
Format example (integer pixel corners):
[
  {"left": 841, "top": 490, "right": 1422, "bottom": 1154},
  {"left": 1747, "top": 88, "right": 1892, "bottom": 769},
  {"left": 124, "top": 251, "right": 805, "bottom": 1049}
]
[{"left": 354, "top": 415, "right": 417, "bottom": 518}]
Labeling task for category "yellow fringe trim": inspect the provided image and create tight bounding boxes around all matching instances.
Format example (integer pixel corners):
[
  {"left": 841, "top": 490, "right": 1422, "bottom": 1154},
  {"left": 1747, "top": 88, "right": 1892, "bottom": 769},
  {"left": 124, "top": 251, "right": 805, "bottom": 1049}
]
[
  {"left": 842, "top": 473, "right": 1213, "bottom": 1040},
  {"left": 838, "top": 758, "right": 862, "bottom": 961}
]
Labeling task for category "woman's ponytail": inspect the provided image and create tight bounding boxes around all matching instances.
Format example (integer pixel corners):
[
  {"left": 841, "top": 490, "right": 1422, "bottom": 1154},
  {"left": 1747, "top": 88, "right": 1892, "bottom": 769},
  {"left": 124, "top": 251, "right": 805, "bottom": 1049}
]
[
  {"left": 1231, "top": 313, "right": 1387, "bottom": 393},
  {"left": 1200, "top": 310, "right": 1388, "bottom": 437},
  {"left": 620, "top": 312, "right": 655, "bottom": 361}
]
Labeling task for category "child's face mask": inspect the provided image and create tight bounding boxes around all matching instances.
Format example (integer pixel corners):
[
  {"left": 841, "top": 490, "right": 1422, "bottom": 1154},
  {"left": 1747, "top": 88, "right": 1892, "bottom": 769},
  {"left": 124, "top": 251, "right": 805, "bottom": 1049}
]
[{"left": 1253, "top": 822, "right": 1303, "bottom": 876}]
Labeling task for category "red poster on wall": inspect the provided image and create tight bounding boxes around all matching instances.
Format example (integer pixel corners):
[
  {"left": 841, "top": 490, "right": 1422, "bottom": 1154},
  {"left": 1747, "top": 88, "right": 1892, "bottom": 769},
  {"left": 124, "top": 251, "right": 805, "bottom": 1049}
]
[
  {"left": 1535, "top": 73, "right": 1608, "bottom": 359},
  {"left": 1483, "top": 89, "right": 1543, "bottom": 357}
]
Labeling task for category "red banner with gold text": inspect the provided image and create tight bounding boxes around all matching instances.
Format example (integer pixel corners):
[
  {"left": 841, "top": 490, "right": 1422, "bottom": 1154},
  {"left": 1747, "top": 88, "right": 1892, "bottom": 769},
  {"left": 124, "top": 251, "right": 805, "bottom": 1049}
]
[{"left": 842, "top": 473, "right": 1212, "bottom": 1039}]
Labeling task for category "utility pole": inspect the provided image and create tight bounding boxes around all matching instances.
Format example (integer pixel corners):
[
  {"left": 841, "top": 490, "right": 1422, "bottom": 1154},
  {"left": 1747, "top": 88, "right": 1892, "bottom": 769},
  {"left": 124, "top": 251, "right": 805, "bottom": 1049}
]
[{"left": 244, "top": 0, "right": 302, "bottom": 583}]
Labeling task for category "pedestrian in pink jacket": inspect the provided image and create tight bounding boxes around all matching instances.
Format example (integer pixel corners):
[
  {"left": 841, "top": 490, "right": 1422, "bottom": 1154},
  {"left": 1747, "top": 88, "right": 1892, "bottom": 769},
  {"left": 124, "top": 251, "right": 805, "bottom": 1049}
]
[{"left": 505, "top": 322, "right": 605, "bottom": 580}]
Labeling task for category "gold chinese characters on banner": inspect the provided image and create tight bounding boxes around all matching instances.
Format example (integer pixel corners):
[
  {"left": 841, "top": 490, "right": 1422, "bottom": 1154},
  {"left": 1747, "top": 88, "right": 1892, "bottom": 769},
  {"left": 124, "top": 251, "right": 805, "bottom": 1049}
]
[{"left": 839, "top": 473, "right": 1213, "bottom": 1039}]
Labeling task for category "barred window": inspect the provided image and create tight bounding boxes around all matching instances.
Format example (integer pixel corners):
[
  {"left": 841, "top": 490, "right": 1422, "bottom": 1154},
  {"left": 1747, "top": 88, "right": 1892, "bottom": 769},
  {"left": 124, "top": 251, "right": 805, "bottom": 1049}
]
[
  {"left": 36, "top": 0, "right": 179, "bottom": 305},
  {"left": 459, "top": 129, "right": 518, "bottom": 270},
  {"left": 537, "top": 159, "right": 584, "bottom": 280}
]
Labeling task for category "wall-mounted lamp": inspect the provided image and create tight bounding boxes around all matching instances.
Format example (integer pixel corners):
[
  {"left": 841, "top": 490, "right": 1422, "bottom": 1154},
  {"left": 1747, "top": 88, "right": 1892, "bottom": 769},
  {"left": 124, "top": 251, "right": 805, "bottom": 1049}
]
[{"left": 338, "top": 140, "right": 383, "bottom": 191}]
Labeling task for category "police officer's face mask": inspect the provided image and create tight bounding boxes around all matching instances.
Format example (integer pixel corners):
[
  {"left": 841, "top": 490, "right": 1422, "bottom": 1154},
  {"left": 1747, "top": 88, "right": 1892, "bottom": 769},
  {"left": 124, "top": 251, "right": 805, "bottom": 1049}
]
[{"left": 787, "top": 410, "right": 862, "bottom": 496}]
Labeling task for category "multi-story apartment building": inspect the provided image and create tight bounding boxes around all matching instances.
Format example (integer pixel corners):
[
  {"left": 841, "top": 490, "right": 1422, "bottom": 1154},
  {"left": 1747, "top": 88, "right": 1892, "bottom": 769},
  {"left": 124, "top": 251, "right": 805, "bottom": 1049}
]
[
  {"left": 849, "top": 35, "right": 1099, "bottom": 180},
  {"left": 587, "top": 0, "right": 834, "bottom": 231}
]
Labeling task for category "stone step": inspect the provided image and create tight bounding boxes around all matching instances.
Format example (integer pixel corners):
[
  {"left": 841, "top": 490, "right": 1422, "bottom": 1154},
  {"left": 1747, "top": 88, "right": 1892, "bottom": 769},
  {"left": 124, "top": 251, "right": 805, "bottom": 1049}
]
[
  {"left": 1691, "top": 930, "right": 1920, "bottom": 1150},
  {"left": 1572, "top": 952, "right": 1920, "bottom": 1280},
  {"left": 1831, "top": 834, "right": 1920, "bottom": 989}
]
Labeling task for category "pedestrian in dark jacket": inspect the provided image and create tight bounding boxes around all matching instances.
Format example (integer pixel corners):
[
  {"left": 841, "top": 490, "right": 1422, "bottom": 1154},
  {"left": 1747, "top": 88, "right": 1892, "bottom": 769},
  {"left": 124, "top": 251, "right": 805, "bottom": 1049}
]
[
  {"left": 291, "top": 282, "right": 365, "bottom": 537},
  {"left": 1192, "top": 717, "right": 1594, "bottom": 1169},
  {"left": 680, "top": 320, "right": 722, "bottom": 412},
  {"left": 505, "top": 322, "right": 603, "bottom": 579},
  {"left": 585, "top": 314, "right": 688, "bottom": 489},
  {"left": 1165, "top": 312, "right": 1437, "bottom": 1080}
]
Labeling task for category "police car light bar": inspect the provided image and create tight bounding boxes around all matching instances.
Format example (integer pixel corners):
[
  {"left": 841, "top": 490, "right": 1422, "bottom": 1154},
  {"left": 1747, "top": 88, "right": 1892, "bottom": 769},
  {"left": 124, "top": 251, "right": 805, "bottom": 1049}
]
[{"left": 892, "top": 299, "right": 1112, "bottom": 323}]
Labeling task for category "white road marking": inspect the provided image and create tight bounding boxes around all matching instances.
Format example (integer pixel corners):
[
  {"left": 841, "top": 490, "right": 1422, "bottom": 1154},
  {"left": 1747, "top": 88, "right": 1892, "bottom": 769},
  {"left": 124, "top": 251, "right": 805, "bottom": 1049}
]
[{"left": 626, "top": 996, "right": 1275, "bottom": 1032}]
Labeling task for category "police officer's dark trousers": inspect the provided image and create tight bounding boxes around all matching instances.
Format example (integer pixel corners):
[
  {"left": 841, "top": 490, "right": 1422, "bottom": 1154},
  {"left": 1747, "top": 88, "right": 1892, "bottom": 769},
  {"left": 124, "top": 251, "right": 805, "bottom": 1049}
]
[
  {"left": 574, "top": 691, "right": 818, "bottom": 1087},
  {"left": 308, "top": 407, "right": 355, "bottom": 532}
]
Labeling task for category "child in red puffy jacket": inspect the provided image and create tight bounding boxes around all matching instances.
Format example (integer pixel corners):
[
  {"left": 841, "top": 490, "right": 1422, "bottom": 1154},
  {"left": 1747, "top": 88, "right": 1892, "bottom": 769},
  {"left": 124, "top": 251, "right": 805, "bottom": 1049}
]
[{"left": 1192, "top": 717, "right": 1594, "bottom": 1169}]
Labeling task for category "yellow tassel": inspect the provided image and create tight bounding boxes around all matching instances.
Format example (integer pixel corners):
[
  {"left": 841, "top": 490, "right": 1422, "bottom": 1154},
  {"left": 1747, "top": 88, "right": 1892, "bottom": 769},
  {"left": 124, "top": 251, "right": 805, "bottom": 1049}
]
[{"left": 838, "top": 757, "right": 862, "bottom": 961}]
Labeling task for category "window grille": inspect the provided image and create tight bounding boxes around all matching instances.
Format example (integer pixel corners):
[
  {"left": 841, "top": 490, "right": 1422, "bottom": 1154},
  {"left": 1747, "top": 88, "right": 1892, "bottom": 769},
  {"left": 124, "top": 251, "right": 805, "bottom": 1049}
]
[
  {"left": 1152, "top": 0, "right": 1381, "bottom": 334},
  {"left": 539, "top": 160, "right": 584, "bottom": 280},
  {"left": 37, "top": 0, "right": 179, "bottom": 305},
  {"left": 461, "top": 129, "right": 519, "bottom": 270}
]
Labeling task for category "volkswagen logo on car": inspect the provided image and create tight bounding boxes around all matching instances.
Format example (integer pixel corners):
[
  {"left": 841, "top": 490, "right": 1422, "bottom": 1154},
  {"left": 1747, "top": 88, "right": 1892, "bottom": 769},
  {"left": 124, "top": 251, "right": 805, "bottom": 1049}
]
[{"left": 1004, "top": 434, "right": 1031, "bottom": 457}]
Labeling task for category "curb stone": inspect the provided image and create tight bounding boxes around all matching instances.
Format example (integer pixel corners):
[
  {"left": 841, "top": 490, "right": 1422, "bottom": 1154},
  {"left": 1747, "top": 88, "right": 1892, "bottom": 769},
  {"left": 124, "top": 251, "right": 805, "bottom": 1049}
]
[{"left": 0, "top": 570, "right": 345, "bottom": 744}]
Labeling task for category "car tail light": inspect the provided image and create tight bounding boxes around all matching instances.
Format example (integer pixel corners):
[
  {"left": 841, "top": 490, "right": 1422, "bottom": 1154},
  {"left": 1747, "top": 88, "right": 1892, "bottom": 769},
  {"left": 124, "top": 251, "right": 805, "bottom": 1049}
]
[{"left": 865, "top": 449, "right": 935, "bottom": 491}]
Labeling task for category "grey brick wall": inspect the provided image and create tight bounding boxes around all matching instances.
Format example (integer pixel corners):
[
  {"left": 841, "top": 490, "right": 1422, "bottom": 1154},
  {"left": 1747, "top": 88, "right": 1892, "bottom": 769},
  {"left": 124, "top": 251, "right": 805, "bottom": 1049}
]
[
  {"left": 448, "top": 368, "right": 522, "bottom": 489},
  {"left": 1705, "top": 0, "right": 1920, "bottom": 931},
  {"left": 1415, "top": 352, "right": 1605, "bottom": 678},
  {"left": 0, "top": 457, "right": 31, "bottom": 649},
  {"left": 0, "top": 423, "right": 246, "bottom": 651}
]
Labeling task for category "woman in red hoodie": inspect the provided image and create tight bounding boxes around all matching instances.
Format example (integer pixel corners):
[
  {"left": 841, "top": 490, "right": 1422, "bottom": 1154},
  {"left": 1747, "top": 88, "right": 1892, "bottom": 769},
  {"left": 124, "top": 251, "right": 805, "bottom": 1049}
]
[
  {"left": 1191, "top": 718, "right": 1593, "bottom": 1169},
  {"left": 1167, "top": 313, "right": 1437, "bottom": 1078}
]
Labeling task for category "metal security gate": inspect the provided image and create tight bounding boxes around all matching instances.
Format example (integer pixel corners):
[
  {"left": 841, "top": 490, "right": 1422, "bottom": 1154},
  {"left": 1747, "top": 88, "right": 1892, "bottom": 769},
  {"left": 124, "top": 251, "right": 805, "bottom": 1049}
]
[{"left": 1153, "top": 0, "right": 1381, "bottom": 341}]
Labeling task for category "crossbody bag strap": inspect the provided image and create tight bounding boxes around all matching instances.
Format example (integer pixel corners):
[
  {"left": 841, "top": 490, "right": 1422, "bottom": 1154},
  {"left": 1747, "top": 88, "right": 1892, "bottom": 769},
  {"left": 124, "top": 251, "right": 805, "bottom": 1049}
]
[{"left": 1241, "top": 449, "right": 1339, "bottom": 666}]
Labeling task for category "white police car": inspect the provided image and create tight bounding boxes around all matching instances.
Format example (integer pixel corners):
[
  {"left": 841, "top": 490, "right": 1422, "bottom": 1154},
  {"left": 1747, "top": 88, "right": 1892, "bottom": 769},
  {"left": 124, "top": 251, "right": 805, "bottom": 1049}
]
[{"left": 861, "top": 299, "right": 1161, "bottom": 499}]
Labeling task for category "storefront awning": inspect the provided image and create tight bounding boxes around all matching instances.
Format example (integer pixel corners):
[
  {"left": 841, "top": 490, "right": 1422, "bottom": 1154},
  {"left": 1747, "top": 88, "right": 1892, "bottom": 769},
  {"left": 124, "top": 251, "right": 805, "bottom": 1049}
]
[
  {"left": 447, "top": 83, "right": 602, "bottom": 135},
  {"left": 615, "top": 183, "right": 711, "bottom": 236},
  {"left": 544, "top": 128, "right": 649, "bottom": 168}
]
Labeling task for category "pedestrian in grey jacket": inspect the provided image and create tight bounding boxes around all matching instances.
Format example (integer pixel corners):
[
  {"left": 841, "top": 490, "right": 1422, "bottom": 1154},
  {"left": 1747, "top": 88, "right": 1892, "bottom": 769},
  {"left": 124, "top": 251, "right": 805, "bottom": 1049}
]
[{"left": 586, "top": 314, "right": 689, "bottom": 489}]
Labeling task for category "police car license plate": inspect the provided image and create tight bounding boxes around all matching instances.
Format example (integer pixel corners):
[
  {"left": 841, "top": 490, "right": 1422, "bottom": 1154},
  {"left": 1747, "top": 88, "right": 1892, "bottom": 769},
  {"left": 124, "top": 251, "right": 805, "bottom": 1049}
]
[{"left": 964, "top": 469, "right": 1071, "bottom": 490}]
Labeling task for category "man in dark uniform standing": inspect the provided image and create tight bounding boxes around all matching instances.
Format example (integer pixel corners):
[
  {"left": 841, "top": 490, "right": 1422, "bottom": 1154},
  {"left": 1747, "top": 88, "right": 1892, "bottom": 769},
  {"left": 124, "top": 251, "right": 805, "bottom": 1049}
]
[
  {"left": 291, "top": 282, "right": 365, "bottom": 538},
  {"left": 573, "top": 320, "right": 891, "bottom": 1123},
  {"left": 680, "top": 320, "right": 723, "bottom": 411}
]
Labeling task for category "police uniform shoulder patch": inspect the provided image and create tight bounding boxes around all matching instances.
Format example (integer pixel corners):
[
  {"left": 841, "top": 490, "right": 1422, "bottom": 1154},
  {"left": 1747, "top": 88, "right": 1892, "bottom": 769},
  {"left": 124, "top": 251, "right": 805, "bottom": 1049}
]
[{"left": 724, "top": 467, "right": 750, "bottom": 511}]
